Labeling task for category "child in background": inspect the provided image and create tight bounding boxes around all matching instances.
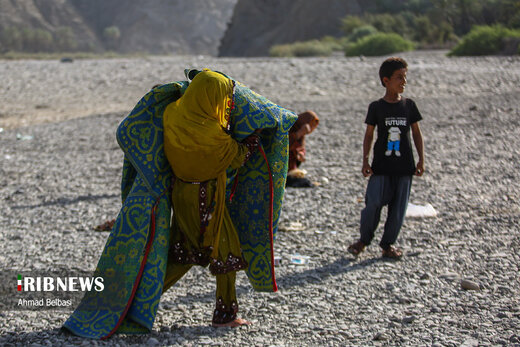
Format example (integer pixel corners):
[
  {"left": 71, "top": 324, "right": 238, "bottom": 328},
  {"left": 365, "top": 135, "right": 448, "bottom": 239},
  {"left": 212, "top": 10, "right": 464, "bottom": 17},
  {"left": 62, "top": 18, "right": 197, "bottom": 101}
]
[
  {"left": 286, "top": 110, "right": 319, "bottom": 187},
  {"left": 348, "top": 57, "right": 425, "bottom": 259}
]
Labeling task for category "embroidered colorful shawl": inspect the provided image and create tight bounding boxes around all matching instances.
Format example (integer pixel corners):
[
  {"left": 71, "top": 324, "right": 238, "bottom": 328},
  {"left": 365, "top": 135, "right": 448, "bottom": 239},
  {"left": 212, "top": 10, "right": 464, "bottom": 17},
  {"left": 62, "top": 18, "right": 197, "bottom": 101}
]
[
  {"left": 63, "top": 71, "right": 296, "bottom": 339},
  {"left": 226, "top": 80, "right": 297, "bottom": 292},
  {"left": 63, "top": 82, "right": 187, "bottom": 339}
]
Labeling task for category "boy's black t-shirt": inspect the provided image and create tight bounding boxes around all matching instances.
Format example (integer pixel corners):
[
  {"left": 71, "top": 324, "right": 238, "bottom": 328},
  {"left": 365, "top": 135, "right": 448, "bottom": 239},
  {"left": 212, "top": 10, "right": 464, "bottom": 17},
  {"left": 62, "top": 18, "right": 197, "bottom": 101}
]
[{"left": 365, "top": 98, "right": 422, "bottom": 176}]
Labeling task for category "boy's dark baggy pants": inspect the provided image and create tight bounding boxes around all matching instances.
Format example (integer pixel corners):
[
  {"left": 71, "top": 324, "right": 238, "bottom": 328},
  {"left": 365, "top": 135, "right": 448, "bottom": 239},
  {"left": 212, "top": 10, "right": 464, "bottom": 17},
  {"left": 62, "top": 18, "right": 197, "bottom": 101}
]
[{"left": 360, "top": 175, "right": 412, "bottom": 249}]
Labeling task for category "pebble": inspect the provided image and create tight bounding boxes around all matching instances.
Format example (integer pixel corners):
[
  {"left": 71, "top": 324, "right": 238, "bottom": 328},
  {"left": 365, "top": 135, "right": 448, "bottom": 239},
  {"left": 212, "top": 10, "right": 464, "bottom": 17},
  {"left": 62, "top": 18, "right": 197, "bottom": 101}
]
[
  {"left": 146, "top": 337, "right": 160, "bottom": 346},
  {"left": 461, "top": 279, "right": 480, "bottom": 291},
  {"left": 460, "top": 338, "right": 479, "bottom": 347},
  {"left": 439, "top": 272, "right": 460, "bottom": 281},
  {"left": 420, "top": 273, "right": 430, "bottom": 280},
  {"left": 402, "top": 316, "right": 416, "bottom": 324},
  {"left": 373, "top": 332, "right": 388, "bottom": 341},
  {"left": 430, "top": 306, "right": 442, "bottom": 313}
]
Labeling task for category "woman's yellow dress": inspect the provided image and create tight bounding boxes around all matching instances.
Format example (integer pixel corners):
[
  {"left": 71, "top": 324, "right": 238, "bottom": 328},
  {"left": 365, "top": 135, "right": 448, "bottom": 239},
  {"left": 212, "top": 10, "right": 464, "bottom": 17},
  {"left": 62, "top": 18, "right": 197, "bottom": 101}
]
[{"left": 162, "top": 70, "right": 251, "bottom": 324}]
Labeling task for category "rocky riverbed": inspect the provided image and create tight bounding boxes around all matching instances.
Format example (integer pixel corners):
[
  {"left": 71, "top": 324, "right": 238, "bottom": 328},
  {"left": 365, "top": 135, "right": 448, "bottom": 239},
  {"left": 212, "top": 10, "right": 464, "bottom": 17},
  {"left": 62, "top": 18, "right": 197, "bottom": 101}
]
[{"left": 1, "top": 51, "right": 519, "bottom": 346}]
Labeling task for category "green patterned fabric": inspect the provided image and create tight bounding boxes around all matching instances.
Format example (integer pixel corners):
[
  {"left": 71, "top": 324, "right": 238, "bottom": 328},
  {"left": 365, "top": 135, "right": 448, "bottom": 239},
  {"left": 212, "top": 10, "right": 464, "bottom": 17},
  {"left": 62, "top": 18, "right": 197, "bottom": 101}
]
[
  {"left": 227, "top": 82, "right": 297, "bottom": 291},
  {"left": 63, "top": 74, "right": 296, "bottom": 339},
  {"left": 63, "top": 82, "right": 187, "bottom": 339}
]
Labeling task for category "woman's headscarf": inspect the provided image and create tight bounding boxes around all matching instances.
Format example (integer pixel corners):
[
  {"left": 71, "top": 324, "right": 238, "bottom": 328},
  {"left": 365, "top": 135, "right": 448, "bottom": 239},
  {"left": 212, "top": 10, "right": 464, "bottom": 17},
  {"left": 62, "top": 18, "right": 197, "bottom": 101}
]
[
  {"left": 163, "top": 69, "right": 239, "bottom": 257},
  {"left": 163, "top": 69, "right": 236, "bottom": 182}
]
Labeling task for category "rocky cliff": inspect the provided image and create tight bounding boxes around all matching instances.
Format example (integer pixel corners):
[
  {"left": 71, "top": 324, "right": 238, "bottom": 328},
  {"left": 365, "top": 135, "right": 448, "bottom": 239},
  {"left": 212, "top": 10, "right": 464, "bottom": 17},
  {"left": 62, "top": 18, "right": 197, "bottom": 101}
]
[
  {"left": 0, "top": 0, "right": 237, "bottom": 55},
  {"left": 70, "top": 0, "right": 237, "bottom": 55},
  {"left": 219, "top": 0, "right": 377, "bottom": 56},
  {"left": 0, "top": 0, "right": 101, "bottom": 51}
]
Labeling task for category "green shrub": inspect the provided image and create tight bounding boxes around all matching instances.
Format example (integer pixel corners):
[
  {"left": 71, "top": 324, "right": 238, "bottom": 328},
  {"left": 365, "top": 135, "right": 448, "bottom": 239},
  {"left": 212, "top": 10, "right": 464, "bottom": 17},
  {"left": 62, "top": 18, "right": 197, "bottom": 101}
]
[
  {"left": 319, "top": 36, "right": 343, "bottom": 51},
  {"left": 320, "top": 36, "right": 351, "bottom": 51},
  {"left": 337, "top": 36, "right": 353, "bottom": 51},
  {"left": 103, "top": 26, "right": 121, "bottom": 41},
  {"left": 510, "top": 12, "right": 520, "bottom": 29},
  {"left": 103, "top": 26, "right": 121, "bottom": 50},
  {"left": 269, "top": 40, "right": 333, "bottom": 57},
  {"left": 0, "top": 26, "right": 23, "bottom": 51},
  {"left": 269, "top": 44, "right": 293, "bottom": 57},
  {"left": 0, "top": 26, "right": 54, "bottom": 52},
  {"left": 290, "top": 40, "right": 333, "bottom": 57},
  {"left": 348, "top": 25, "right": 378, "bottom": 43},
  {"left": 28, "top": 29, "right": 54, "bottom": 52},
  {"left": 341, "top": 15, "right": 364, "bottom": 36},
  {"left": 345, "top": 33, "right": 415, "bottom": 57},
  {"left": 432, "top": 22, "right": 458, "bottom": 45},
  {"left": 364, "top": 13, "right": 407, "bottom": 36},
  {"left": 55, "top": 27, "right": 78, "bottom": 51},
  {"left": 411, "top": 15, "right": 434, "bottom": 43},
  {"left": 449, "top": 25, "right": 520, "bottom": 56}
]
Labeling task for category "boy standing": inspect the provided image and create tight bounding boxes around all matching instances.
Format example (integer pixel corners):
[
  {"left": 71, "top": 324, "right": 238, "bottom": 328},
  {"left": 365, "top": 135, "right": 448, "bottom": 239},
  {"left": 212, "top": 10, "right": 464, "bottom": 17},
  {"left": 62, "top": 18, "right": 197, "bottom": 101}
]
[{"left": 348, "top": 57, "right": 425, "bottom": 259}]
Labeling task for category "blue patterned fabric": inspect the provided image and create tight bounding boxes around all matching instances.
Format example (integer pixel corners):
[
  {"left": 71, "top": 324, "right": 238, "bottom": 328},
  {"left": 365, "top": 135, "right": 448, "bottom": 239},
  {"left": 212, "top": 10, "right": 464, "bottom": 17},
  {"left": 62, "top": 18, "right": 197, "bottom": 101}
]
[
  {"left": 63, "top": 83, "right": 186, "bottom": 339},
  {"left": 227, "top": 82, "right": 297, "bottom": 291},
  {"left": 63, "top": 74, "right": 296, "bottom": 339}
]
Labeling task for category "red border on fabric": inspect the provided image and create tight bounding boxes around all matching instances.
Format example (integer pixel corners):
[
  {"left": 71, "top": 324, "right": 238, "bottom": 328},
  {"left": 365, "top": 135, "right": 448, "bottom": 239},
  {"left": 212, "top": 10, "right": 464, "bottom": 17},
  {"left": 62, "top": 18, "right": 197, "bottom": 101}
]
[
  {"left": 229, "top": 171, "right": 240, "bottom": 202},
  {"left": 258, "top": 146, "right": 277, "bottom": 292},
  {"left": 101, "top": 200, "right": 159, "bottom": 339}
]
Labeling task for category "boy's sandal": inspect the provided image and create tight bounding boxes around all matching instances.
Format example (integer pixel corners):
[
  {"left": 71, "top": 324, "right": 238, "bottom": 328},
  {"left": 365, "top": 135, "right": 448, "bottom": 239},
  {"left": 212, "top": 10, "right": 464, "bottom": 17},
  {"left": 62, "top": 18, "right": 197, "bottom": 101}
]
[
  {"left": 382, "top": 246, "right": 403, "bottom": 259},
  {"left": 347, "top": 241, "right": 366, "bottom": 256},
  {"left": 212, "top": 318, "right": 252, "bottom": 327}
]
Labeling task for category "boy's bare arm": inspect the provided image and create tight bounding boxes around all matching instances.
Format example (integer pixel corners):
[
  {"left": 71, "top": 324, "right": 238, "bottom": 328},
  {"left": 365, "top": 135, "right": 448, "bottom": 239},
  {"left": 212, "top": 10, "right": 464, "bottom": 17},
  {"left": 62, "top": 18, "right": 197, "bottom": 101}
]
[
  {"left": 362, "top": 125, "right": 375, "bottom": 177},
  {"left": 411, "top": 122, "right": 424, "bottom": 176}
]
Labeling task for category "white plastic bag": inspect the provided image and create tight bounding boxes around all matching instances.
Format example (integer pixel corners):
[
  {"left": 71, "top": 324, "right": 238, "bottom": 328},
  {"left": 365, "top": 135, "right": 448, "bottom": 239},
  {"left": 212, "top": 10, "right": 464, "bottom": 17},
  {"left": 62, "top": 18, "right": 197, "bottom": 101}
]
[{"left": 406, "top": 203, "right": 438, "bottom": 218}]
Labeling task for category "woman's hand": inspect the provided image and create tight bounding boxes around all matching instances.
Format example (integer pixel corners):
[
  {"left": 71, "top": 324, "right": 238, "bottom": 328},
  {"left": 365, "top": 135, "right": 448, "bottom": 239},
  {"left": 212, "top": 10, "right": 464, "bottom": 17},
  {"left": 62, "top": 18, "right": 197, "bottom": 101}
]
[
  {"left": 240, "top": 133, "right": 260, "bottom": 165},
  {"left": 242, "top": 133, "right": 260, "bottom": 151}
]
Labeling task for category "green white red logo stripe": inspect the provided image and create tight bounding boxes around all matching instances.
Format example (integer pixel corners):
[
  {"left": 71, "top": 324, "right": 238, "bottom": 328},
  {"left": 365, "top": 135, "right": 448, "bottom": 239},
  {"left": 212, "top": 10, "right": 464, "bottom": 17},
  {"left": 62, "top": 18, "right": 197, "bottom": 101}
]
[{"left": 18, "top": 274, "right": 22, "bottom": 291}]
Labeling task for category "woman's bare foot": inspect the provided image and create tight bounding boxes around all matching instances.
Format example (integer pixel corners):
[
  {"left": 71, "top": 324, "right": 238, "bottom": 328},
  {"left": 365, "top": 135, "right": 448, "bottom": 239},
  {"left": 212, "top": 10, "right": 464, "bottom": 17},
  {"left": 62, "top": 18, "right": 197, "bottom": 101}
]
[{"left": 212, "top": 318, "right": 252, "bottom": 328}]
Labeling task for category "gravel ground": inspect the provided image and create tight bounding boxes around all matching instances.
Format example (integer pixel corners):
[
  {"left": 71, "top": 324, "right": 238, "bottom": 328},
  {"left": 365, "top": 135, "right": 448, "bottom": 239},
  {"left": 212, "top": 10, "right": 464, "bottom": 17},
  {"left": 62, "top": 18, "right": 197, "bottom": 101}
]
[{"left": 1, "top": 51, "right": 520, "bottom": 346}]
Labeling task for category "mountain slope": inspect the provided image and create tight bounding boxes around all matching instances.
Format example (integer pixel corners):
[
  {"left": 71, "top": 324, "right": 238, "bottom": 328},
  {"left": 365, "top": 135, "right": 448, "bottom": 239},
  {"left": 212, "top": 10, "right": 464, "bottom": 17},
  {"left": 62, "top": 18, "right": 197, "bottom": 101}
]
[
  {"left": 0, "top": 0, "right": 237, "bottom": 55},
  {"left": 219, "top": 0, "right": 364, "bottom": 57}
]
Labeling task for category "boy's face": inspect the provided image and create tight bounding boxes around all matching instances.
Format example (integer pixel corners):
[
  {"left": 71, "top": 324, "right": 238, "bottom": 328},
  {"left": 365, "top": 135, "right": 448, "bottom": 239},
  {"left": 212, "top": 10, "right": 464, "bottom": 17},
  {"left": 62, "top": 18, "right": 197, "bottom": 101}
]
[{"left": 384, "top": 68, "right": 407, "bottom": 94}]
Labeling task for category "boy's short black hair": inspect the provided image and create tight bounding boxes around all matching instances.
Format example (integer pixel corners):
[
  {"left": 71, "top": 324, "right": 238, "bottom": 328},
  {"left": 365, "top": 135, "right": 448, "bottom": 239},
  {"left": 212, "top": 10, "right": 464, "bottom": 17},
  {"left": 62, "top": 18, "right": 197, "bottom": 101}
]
[{"left": 379, "top": 57, "right": 408, "bottom": 87}]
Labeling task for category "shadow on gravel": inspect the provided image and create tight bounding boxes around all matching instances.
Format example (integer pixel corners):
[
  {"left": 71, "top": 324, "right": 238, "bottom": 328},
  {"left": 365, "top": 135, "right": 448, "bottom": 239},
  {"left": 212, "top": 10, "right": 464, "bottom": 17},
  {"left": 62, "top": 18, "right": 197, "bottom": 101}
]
[
  {"left": 274, "top": 256, "right": 385, "bottom": 289},
  {"left": 0, "top": 325, "right": 237, "bottom": 345},
  {"left": 161, "top": 256, "right": 384, "bottom": 302},
  {"left": 0, "top": 329, "right": 65, "bottom": 345},
  {"left": 10, "top": 193, "right": 119, "bottom": 210},
  {"left": 0, "top": 258, "right": 384, "bottom": 344}
]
